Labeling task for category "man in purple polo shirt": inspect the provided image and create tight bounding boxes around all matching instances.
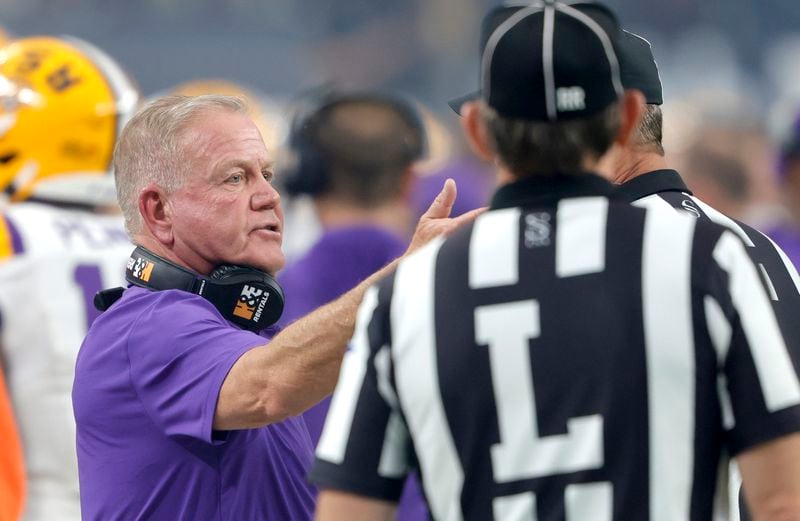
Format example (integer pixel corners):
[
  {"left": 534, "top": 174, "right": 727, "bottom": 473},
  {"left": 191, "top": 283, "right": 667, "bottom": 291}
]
[
  {"left": 72, "top": 95, "right": 480, "bottom": 520},
  {"left": 280, "top": 92, "right": 429, "bottom": 521}
]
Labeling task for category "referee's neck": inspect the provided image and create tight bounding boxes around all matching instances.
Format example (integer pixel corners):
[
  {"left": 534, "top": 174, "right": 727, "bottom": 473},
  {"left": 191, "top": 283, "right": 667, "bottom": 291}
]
[
  {"left": 496, "top": 156, "right": 602, "bottom": 187},
  {"left": 606, "top": 149, "right": 669, "bottom": 186}
]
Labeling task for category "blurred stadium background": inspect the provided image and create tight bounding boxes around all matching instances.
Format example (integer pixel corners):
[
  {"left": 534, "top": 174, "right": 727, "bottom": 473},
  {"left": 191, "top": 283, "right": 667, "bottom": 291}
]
[
  {"left": 3, "top": 1, "right": 799, "bottom": 118},
  {"left": 4, "top": 0, "right": 800, "bottom": 242}
]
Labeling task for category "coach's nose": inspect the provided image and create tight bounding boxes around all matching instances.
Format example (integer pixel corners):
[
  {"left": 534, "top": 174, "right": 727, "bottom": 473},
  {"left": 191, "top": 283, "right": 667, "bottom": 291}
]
[{"left": 251, "top": 176, "right": 281, "bottom": 211}]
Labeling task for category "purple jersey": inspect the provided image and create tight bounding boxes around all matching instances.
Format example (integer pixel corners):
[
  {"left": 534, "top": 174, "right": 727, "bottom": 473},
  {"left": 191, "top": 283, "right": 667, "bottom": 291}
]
[
  {"left": 279, "top": 225, "right": 429, "bottom": 521},
  {"left": 73, "top": 287, "right": 315, "bottom": 521}
]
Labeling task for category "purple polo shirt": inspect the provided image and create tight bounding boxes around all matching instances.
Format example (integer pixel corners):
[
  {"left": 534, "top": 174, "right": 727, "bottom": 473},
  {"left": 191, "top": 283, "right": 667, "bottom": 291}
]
[
  {"left": 73, "top": 287, "right": 315, "bottom": 521},
  {"left": 279, "top": 225, "right": 429, "bottom": 521}
]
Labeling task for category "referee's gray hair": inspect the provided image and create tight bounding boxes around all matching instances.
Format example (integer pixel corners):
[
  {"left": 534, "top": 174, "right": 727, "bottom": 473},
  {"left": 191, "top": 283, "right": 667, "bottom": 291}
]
[
  {"left": 635, "top": 104, "right": 665, "bottom": 156},
  {"left": 113, "top": 94, "right": 247, "bottom": 236}
]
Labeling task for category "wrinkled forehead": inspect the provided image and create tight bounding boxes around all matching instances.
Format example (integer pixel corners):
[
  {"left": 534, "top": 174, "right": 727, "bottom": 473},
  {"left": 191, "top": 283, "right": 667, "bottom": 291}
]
[{"left": 178, "top": 109, "right": 271, "bottom": 166}]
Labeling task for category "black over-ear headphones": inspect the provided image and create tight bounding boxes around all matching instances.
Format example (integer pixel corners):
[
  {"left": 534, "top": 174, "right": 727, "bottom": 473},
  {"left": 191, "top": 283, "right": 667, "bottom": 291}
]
[
  {"left": 94, "top": 247, "right": 285, "bottom": 332},
  {"left": 283, "top": 89, "right": 428, "bottom": 197}
]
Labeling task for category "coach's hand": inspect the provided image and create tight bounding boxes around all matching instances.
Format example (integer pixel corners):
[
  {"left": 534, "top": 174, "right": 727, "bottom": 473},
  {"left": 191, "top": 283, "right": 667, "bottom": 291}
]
[{"left": 406, "top": 178, "right": 486, "bottom": 255}]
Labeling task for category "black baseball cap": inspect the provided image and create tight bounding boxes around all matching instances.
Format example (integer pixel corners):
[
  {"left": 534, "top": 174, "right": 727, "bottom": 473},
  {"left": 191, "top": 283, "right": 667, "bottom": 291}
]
[
  {"left": 618, "top": 30, "right": 663, "bottom": 105},
  {"left": 448, "top": 0, "right": 624, "bottom": 121}
]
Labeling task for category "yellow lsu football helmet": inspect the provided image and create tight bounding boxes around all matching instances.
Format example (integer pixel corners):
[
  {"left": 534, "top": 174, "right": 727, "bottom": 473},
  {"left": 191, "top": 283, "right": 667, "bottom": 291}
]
[{"left": 0, "top": 36, "right": 139, "bottom": 205}]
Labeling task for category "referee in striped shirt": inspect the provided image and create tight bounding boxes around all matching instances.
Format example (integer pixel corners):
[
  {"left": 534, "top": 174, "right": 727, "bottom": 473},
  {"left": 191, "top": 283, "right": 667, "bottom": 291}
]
[
  {"left": 310, "top": 2, "right": 800, "bottom": 520},
  {"left": 607, "top": 29, "right": 800, "bottom": 521},
  {"left": 610, "top": 30, "right": 800, "bottom": 315}
]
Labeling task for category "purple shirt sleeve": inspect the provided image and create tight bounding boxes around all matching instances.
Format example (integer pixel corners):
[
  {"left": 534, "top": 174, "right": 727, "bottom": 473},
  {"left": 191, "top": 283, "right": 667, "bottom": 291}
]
[{"left": 126, "top": 290, "right": 266, "bottom": 444}]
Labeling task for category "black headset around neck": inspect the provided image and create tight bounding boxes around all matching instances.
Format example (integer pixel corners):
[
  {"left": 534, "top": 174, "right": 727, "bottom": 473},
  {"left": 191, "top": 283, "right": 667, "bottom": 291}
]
[{"left": 94, "top": 246, "right": 285, "bottom": 332}]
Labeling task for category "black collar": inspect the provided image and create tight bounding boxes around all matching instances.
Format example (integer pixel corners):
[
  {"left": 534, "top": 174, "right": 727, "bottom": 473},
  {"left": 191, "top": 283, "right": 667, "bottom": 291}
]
[
  {"left": 615, "top": 169, "right": 691, "bottom": 203},
  {"left": 490, "top": 173, "right": 617, "bottom": 210}
]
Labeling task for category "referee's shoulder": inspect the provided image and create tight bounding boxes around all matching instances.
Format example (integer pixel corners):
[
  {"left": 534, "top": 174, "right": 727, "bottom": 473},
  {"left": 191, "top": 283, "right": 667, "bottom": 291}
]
[
  {"left": 617, "top": 195, "right": 727, "bottom": 231},
  {"left": 614, "top": 196, "right": 741, "bottom": 254}
]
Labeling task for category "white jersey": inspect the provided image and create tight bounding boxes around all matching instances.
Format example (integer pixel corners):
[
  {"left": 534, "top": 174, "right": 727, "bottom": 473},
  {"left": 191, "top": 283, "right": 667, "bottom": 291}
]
[{"left": 0, "top": 202, "right": 132, "bottom": 521}]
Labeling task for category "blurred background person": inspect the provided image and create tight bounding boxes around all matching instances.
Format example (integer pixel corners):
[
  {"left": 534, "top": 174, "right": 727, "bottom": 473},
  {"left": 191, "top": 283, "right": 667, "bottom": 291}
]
[
  {"left": 765, "top": 118, "right": 800, "bottom": 266},
  {"left": 664, "top": 104, "right": 783, "bottom": 229},
  {"left": 409, "top": 107, "right": 493, "bottom": 224},
  {"left": 278, "top": 90, "right": 430, "bottom": 521},
  {"left": 677, "top": 145, "right": 753, "bottom": 222},
  {"left": 0, "top": 36, "right": 138, "bottom": 520}
]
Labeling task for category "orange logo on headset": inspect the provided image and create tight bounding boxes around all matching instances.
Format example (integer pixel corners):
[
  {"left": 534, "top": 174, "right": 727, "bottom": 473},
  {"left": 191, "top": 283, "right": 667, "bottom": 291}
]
[
  {"left": 130, "top": 257, "right": 154, "bottom": 282},
  {"left": 233, "top": 285, "right": 264, "bottom": 321},
  {"left": 140, "top": 261, "right": 154, "bottom": 282},
  {"left": 233, "top": 301, "right": 255, "bottom": 320}
]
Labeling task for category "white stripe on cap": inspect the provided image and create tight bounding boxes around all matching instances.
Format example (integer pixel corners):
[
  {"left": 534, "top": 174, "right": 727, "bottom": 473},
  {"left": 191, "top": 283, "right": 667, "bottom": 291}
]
[
  {"left": 504, "top": 0, "right": 581, "bottom": 5},
  {"left": 543, "top": 3, "right": 557, "bottom": 120},
  {"left": 557, "top": 4, "right": 624, "bottom": 97},
  {"left": 481, "top": 3, "right": 545, "bottom": 103}
]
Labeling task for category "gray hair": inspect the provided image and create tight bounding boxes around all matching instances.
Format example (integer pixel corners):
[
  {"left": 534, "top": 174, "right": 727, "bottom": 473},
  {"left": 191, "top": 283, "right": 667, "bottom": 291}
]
[
  {"left": 635, "top": 104, "right": 665, "bottom": 156},
  {"left": 479, "top": 101, "right": 621, "bottom": 176},
  {"left": 113, "top": 94, "right": 246, "bottom": 236}
]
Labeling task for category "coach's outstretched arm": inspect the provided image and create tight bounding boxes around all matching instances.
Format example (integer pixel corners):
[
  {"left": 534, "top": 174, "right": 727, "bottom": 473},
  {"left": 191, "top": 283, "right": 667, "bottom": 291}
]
[{"left": 213, "top": 179, "right": 483, "bottom": 430}]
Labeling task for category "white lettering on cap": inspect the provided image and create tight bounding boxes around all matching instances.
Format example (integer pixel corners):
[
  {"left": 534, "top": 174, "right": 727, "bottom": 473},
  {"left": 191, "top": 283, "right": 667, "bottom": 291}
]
[{"left": 556, "top": 86, "right": 586, "bottom": 111}]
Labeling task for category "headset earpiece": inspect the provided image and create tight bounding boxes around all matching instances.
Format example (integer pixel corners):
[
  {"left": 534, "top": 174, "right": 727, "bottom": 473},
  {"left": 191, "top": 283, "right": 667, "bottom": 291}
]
[
  {"left": 207, "top": 265, "right": 285, "bottom": 330},
  {"left": 284, "top": 118, "right": 331, "bottom": 197}
]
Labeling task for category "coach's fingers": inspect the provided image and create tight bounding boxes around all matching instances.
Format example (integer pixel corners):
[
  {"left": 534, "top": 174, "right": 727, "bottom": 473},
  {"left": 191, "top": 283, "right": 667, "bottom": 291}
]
[
  {"left": 451, "top": 206, "right": 487, "bottom": 227},
  {"left": 406, "top": 206, "right": 486, "bottom": 256},
  {"left": 434, "top": 206, "right": 486, "bottom": 237},
  {"left": 421, "top": 178, "right": 457, "bottom": 221}
]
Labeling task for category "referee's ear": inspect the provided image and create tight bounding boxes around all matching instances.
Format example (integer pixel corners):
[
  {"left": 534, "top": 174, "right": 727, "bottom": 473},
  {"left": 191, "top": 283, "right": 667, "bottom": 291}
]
[
  {"left": 615, "top": 89, "right": 646, "bottom": 148},
  {"left": 460, "top": 101, "right": 496, "bottom": 163}
]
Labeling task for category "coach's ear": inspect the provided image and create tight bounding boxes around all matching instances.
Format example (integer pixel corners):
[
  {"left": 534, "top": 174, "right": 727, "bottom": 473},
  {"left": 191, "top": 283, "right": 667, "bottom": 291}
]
[
  {"left": 615, "top": 89, "right": 646, "bottom": 147},
  {"left": 461, "top": 101, "right": 495, "bottom": 162},
  {"left": 138, "top": 183, "right": 174, "bottom": 246}
]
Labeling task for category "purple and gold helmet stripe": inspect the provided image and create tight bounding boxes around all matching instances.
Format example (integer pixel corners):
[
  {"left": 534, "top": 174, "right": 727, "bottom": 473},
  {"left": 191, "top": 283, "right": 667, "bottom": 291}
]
[{"left": 0, "top": 215, "right": 24, "bottom": 260}]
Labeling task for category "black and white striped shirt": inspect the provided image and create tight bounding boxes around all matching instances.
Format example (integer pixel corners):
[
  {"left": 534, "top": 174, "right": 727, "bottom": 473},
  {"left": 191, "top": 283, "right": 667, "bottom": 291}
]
[
  {"left": 618, "top": 168, "right": 800, "bottom": 521},
  {"left": 618, "top": 169, "right": 800, "bottom": 310},
  {"left": 310, "top": 173, "right": 800, "bottom": 521}
]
